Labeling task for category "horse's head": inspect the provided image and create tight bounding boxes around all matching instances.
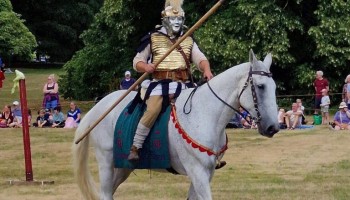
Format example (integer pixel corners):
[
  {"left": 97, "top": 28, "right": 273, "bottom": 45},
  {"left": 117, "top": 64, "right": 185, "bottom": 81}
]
[{"left": 239, "top": 50, "right": 279, "bottom": 137}]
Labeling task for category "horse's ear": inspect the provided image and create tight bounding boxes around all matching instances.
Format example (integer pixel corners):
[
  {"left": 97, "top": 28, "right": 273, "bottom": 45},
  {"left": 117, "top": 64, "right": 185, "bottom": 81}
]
[
  {"left": 263, "top": 53, "right": 272, "bottom": 69},
  {"left": 249, "top": 49, "right": 257, "bottom": 64}
]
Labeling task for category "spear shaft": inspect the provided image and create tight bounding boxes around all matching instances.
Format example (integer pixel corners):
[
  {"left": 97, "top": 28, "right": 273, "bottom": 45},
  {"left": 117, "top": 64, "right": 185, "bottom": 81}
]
[{"left": 75, "top": 0, "right": 225, "bottom": 144}]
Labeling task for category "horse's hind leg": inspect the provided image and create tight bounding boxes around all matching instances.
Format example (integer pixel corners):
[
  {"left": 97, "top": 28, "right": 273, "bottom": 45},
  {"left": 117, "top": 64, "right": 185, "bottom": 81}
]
[
  {"left": 112, "top": 168, "right": 133, "bottom": 192},
  {"left": 95, "top": 148, "right": 115, "bottom": 200},
  {"left": 96, "top": 148, "right": 133, "bottom": 199}
]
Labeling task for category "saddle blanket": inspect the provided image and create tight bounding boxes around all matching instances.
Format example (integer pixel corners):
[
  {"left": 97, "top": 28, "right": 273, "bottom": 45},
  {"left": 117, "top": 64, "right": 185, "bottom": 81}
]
[{"left": 113, "top": 102, "right": 171, "bottom": 169}]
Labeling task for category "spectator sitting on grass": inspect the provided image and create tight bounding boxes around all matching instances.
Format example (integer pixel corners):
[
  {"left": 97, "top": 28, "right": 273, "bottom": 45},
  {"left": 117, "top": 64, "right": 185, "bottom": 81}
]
[
  {"left": 239, "top": 107, "right": 257, "bottom": 129},
  {"left": 33, "top": 109, "right": 51, "bottom": 128},
  {"left": 0, "top": 105, "right": 14, "bottom": 128},
  {"left": 332, "top": 102, "right": 350, "bottom": 131},
  {"left": 52, "top": 106, "right": 65, "bottom": 128},
  {"left": 11, "top": 101, "right": 22, "bottom": 124},
  {"left": 296, "top": 99, "right": 307, "bottom": 124},
  {"left": 45, "top": 108, "right": 53, "bottom": 125},
  {"left": 285, "top": 103, "right": 302, "bottom": 130},
  {"left": 9, "top": 109, "right": 32, "bottom": 128},
  {"left": 64, "top": 102, "right": 81, "bottom": 128},
  {"left": 278, "top": 108, "right": 287, "bottom": 129},
  {"left": 226, "top": 112, "right": 243, "bottom": 128}
]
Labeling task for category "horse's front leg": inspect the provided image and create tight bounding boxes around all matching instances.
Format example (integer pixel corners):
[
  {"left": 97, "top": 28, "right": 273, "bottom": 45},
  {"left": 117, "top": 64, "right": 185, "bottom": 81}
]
[
  {"left": 186, "top": 165, "right": 215, "bottom": 200},
  {"left": 187, "top": 183, "right": 197, "bottom": 200},
  {"left": 95, "top": 148, "right": 115, "bottom": 200}
]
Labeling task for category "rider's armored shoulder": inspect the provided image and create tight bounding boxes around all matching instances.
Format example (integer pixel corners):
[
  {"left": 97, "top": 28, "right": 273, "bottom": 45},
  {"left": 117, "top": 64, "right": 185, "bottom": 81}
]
[{"left": 136, "top": 32, "right": 153, "bottom": 53}]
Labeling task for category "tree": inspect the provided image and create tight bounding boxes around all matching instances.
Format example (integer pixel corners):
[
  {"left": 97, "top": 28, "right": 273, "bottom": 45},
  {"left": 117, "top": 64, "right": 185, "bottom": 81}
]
[
  {"left": 60, "top": 0, "right": 350, "bottom": 101},
  {"left": 309, "top": 1, "right": 350, "bottom": 92},
  {"left": 0, "top": 0, "right": 36, "bottom": 59},
  {"left": 59, "top": 0, "right": 162, "bottom": 99},
  {"left": 193, "top": 1, "right": 303, "bottom": 75},
  {"left": 10, "top": 0, "right": 103, "bottom": 62}
]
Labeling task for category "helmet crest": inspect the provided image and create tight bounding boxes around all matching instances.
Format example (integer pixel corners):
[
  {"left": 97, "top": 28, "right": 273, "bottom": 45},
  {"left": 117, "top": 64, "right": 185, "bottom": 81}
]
[{"left": 162, "top": 0, "right": 185, "bottom": 17}]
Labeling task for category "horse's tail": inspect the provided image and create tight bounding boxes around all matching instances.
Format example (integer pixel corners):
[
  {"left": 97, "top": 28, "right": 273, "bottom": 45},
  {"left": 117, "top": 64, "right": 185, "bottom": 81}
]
[{"left": 72, "top": 125, "right": 99, "bottom": 200}]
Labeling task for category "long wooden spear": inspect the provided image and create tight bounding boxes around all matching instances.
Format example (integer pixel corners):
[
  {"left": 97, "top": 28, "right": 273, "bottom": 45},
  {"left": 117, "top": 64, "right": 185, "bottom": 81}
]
[{"left": 75, "top": 0, "right": 225, "bottom": 144}]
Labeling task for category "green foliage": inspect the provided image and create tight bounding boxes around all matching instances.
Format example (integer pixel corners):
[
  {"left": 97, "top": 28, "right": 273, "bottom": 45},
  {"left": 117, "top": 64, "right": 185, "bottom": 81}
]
[
  {"left": 0, "top": 0, "right": 36, "bottom": 59},
  {"left": 194, "top": 1, "right": 303, "bottom": 73},
  {"left": 10, "top": 0, "right": 103, "bottom": 61},
  {"left": 60, "top": 0, "right": 162, "bottom": 99},
  {"left": 60, "top": 0, "right": 350, "bottom": 100},
  {"left": 0, "top": 0, "right": 12, "bottom": 11},
  {"left": 308, "top": 0, "right": 350, "bottom": 92},
  {"left": 60, "top": 0, "right": 137, "bottom": 99}
]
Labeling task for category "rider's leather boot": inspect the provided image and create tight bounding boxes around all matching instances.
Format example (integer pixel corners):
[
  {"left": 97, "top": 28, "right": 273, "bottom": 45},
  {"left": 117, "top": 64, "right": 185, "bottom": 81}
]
[
  {"left": 127, "top": 145, "right": 139, "bottom": 161},
  {"left": 215, "top": 161, "right": 226, "bottom": 170},
  {"left": 128, "top": 123, "right": 150, "bottom": 162}
]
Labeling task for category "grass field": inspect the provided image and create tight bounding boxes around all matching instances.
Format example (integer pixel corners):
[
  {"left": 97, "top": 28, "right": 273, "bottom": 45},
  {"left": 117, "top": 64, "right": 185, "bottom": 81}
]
[
  {"left": 0, "top": 68, "right": 350, "bottom": 200},
  {"left": 0, "top": 127, "right": 349, "bottom": 200}
]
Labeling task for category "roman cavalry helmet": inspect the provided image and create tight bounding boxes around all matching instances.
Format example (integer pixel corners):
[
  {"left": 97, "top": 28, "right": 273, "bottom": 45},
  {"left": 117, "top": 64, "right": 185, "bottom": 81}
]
[{"left": 161, "top": 0, "right": 185, "bottom": 18}]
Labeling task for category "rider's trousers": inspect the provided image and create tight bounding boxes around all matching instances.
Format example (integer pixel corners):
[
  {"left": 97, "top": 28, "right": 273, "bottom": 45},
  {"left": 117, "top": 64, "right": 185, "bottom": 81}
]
[{"left": 133, "top": 95, "right": 163, "bottom": 149}]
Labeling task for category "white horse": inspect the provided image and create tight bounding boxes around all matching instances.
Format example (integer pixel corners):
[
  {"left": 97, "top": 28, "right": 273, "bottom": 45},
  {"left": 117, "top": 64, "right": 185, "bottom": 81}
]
[{"left": 73, "top": 50, "right": 279, "bottom": 200}]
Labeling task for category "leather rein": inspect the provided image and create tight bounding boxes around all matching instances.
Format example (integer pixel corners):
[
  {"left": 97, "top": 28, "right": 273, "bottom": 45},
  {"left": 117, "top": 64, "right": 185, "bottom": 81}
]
[
  {"left": 177, "top": 64, "right": 272, "bottom": 157},
  {"left": 206, "top": 64, "right": 273, "bottom": 124}
]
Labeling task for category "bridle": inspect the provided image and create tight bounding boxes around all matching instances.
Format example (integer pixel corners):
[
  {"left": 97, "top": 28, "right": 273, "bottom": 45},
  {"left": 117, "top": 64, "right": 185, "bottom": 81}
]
[
  {"left": 237, "top": 64, "right": 273, "bottom": 123},
  {"left": 206, "top": 64, "right": 272, "bottom": 124}
]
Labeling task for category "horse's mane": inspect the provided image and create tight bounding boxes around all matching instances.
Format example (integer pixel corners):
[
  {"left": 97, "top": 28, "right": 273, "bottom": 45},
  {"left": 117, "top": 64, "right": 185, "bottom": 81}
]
[{"left": 209, "top": 62, "right": 250, "bottom": 85}]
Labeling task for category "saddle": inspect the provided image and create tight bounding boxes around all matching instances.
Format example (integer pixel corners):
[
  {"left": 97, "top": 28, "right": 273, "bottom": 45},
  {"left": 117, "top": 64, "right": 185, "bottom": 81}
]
[
  {"left": 113, "top": 83, "right": 227, "bottom": 170},
  {"left": 113, "top": 83, "right": 178, "bottom": 169},
  {"left": 113, "top": 99, "right": 171, "bottom": 169}
]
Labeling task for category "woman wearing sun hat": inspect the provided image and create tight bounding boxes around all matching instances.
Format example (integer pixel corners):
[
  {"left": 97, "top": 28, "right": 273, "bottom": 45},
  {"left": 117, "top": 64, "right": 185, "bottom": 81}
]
[{"left": 333, "top": 102, "right": 350, "bottom": 130}]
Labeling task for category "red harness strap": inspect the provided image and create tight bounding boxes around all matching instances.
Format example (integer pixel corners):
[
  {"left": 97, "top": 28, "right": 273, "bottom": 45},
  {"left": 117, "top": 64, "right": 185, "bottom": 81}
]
[{"left": 171, "top": 105, "right": 228, "bottom": 156}]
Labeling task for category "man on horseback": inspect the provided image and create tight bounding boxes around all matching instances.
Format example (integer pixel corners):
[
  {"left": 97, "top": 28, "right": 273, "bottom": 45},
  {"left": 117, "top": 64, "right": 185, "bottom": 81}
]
[{"left": 128, "top": 0, "right": 214, "bottom": 161}]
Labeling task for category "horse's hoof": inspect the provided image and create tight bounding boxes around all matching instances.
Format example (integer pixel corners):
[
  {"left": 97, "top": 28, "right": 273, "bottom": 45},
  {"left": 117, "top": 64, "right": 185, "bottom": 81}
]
[
  {"left": 215, "top": 161, "right": 226, "bottom": 170},
  {"left": 127, "top": 145, "right": 139, "bottom": 161}
]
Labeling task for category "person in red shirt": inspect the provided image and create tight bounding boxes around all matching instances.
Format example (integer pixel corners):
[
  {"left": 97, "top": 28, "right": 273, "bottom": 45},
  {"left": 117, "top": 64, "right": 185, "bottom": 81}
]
[
  {"left": 313, "top": 70, "right": 329, "bottom": 114},
  {"left": 0, "top": 66, "right": 5, "bottom": 89}
]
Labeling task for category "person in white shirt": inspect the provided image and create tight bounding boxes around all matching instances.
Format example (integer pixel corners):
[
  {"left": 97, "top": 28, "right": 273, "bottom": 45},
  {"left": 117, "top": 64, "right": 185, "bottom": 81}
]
[
  {"left": 277, "top": 108, "right": 287, "bottom": 129},
  {"left": 296, "top": 98, "right": 307, "bottom": 124},
  {"left": 285, "top": 103, "right": 303, "bottom": 130},
  {"left": 320, "top": 89, "right": 330, "bottom": 124}
]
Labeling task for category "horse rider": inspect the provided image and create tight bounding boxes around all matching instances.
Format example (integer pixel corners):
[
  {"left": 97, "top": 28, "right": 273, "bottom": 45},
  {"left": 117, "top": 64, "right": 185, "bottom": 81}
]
[{"left": 127, "top": 0, "right": 225, "bottom": 164}]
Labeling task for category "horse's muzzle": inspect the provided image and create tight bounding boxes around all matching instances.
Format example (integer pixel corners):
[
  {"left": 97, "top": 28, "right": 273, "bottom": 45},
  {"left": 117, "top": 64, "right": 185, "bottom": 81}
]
[{"left": 258, "top": 124, "right": 279, "bottom": 138}]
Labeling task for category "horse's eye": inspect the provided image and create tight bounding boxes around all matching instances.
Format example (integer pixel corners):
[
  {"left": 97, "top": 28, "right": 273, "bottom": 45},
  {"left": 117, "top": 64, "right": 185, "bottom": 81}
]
[{"left": 257, "top": 84, "right": 264, "bottom": 89}]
